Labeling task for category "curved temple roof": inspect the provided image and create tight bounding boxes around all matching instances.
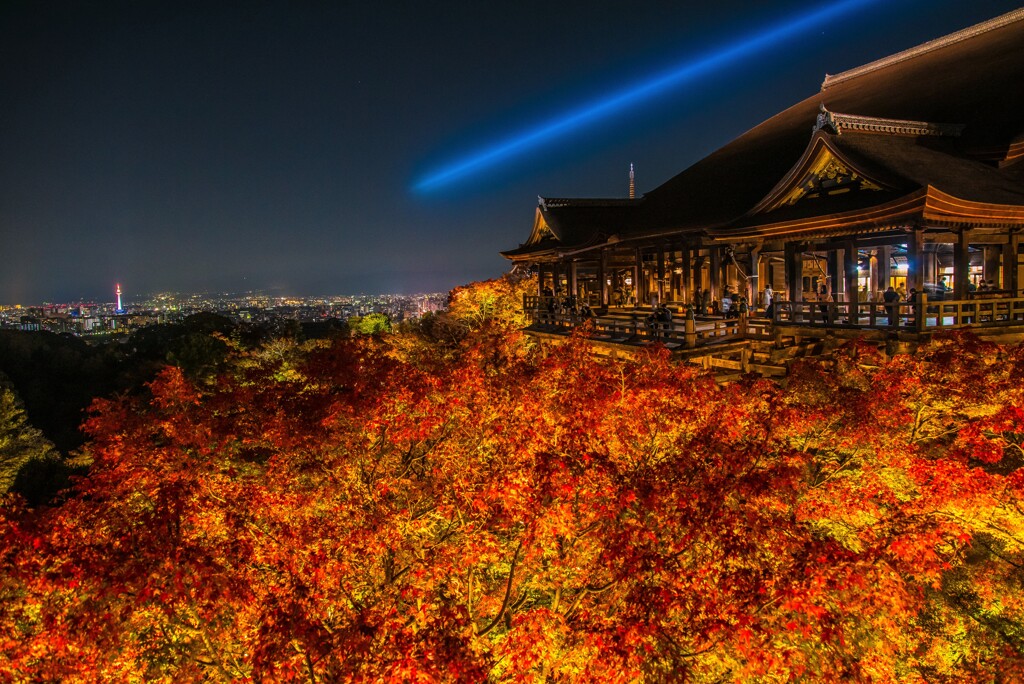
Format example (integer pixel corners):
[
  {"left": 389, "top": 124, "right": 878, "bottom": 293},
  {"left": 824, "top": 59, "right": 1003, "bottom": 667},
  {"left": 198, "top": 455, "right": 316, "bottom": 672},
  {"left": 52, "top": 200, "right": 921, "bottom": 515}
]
[{"left": 503, "top": 9, "right": 1024, "bottom": 260}]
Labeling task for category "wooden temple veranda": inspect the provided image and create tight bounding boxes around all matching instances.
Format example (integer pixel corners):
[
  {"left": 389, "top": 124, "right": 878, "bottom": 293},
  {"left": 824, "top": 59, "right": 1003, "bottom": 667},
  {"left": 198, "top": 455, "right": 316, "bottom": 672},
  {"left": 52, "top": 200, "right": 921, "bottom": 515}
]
[{"left": 501, "top": 10, "right": 1024, "bottom": 367}]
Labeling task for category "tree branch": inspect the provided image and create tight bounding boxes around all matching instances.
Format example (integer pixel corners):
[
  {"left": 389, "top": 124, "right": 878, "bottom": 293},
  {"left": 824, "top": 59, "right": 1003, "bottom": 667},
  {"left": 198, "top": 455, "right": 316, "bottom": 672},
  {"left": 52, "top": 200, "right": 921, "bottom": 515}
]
[{"left": 478, "top": 538, "right": 524, "bottom": 637}]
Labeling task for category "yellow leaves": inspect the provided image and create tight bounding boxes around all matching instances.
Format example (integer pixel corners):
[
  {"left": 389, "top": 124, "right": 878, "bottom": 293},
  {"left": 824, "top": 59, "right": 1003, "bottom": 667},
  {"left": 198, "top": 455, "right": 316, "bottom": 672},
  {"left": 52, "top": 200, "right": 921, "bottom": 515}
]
[{"left": 14, "top": 308, "right": 1024, "bottom": 681}]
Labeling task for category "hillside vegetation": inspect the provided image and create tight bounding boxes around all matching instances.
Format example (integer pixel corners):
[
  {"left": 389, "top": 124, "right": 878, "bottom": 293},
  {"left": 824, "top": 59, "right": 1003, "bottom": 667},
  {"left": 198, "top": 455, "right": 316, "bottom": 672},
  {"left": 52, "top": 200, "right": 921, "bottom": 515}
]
[{"left": 3, "top": 276, "right": 1024, "bottom": 682}]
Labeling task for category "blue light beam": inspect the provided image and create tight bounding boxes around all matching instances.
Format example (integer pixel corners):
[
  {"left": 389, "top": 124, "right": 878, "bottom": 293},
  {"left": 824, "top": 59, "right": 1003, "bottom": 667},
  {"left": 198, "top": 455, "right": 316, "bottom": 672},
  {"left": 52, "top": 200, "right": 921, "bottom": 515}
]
[{"left": 413, "top": 0, "right": 884, "bottom": 193}]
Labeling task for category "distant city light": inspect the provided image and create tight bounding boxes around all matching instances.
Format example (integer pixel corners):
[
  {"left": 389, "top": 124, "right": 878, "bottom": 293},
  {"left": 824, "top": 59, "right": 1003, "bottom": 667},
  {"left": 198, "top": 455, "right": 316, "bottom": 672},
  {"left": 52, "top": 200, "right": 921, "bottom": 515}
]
[{"left": 413, "top": 0, "right": 883, "bottom": 193}]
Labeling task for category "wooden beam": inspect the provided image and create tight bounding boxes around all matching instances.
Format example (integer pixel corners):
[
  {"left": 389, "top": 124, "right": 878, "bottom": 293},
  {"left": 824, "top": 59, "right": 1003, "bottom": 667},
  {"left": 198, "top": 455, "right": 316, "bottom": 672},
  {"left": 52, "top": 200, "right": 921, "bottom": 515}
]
[{"left": 922, "top": 231, "right": 1009, "bottom": 245}]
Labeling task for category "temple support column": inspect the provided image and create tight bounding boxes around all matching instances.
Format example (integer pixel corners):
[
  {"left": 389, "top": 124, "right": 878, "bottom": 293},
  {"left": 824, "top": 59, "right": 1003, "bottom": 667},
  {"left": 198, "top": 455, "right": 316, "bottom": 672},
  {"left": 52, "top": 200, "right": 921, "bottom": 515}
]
[
  {"left": 633, "top": 248, "right": 641, "bottom": 306},
  {"left": 748, "top": 247, "right": 761, "bottom": 308},
  {"left": 827, "top": 249, "right": 840, "bottom": 300},
  {"left": 876, "top": 246, "right": 891, "bottom": 296},
  {"left": 1004, "top": 232, "right": 1020, "bottom": 295},
  {"left": 682, "top": 245, "right": 692, "bottom": 304},
  {"left": 785, "top": 241, "right": 802, "bottom": 303},
  {"left": 908, "top": 226, "right": 924, "bottom": 294},
  {"left": 710, "top": 247, "right": 721, "bottom": 303},
  {"left": 844, "top": 242, "right": 859, "bottom": 320},
  {"left": 954, "top": 230, "right": 970, "bottom": 299},
  {"left": 597, "top": 249, "right": 607, "bottom": 307},
  {"left": 693, "top": 249, "right": 704, "bottom": 295},
  {"left": 656, "top": 246, "right": 665, "bottom": 304},
  {"left": 569, "top": 261, "right": 578, "bottom": 300},
  {"left": 984, "top": 246, "right": 1001, "bottom": 288}
]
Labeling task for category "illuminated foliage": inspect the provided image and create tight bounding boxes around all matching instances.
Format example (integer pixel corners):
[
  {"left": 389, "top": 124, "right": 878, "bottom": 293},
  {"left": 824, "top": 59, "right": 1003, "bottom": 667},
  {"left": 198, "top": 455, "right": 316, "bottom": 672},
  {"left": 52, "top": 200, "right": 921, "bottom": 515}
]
[
  {"left": 349, "top": 312, "right": 393, "bottom": 336},
  {"left": 0, "top": 380, "right": 59, "bottom": 496},
  {"left": 2, "top": 280, "right": 1024, "bottom": 682},
  {"left": 445, "top": 273, "right": 534, "bottom": 333}
]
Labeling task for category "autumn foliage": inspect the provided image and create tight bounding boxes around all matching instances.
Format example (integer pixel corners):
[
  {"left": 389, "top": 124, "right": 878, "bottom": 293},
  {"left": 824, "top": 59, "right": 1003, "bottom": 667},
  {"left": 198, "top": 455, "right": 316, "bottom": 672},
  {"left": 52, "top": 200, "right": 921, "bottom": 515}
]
[{"left": 3, "top": 280, "right": 1024, "bottom": 681}]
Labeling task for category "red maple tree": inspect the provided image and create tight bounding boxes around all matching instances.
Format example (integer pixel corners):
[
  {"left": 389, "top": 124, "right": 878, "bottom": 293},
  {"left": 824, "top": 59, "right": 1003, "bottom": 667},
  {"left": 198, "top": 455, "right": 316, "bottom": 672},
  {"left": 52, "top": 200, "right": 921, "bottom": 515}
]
[{"left": 2, "top": 281, "right": 1023, "bottom": 681}]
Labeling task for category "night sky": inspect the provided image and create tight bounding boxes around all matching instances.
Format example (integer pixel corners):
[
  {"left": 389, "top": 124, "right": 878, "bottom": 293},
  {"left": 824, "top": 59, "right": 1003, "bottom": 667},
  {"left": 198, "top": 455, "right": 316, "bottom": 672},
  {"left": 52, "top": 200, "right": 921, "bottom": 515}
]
[{"left": 2, "top": 0, "right": 1021, "bottom": 304}]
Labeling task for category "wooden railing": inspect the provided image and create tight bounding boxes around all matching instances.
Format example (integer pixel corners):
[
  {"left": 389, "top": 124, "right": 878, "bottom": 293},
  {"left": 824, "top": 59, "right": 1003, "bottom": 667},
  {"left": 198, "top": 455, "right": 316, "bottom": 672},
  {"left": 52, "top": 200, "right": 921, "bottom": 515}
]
[
  {"left": 523, "top": 295, "right": 755, "bottom": 348},
  {"left": 773, "top": 295, "right": 1024, "bottom": 331}
]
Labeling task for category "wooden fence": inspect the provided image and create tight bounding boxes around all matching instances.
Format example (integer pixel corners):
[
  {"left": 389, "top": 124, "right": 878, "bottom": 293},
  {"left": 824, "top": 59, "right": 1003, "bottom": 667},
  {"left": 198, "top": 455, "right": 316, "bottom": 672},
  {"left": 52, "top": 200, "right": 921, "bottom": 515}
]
[
  {"left": 773, "top": 294, "right": 1024, "bottom": 331},
  {"left": 523, "top": 295, "right": 766, "bottom": 348}
]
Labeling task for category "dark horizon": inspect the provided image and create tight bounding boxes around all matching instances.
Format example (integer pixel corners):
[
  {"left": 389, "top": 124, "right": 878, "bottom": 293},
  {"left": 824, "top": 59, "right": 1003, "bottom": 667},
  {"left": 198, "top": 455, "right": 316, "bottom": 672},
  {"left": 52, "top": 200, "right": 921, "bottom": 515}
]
[{"left": 3, "top": 0, "right": 1021, "bottom": 304}]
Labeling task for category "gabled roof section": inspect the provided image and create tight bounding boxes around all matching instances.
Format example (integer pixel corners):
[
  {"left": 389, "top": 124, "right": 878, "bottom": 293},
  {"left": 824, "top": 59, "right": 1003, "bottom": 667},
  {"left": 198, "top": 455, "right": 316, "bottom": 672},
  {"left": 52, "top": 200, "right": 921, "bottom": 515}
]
[
  {"left": 635, "top": 9, "right": 1024, "bottom": 228},
  {"left": 813, "top": 107, "right": 965, "bottom": 138},
  {"left": 538, "top": 196, "right": 642, "bottom": 247},
  {"left": 500, "top": 205, "right": 560, "bottom": 260},
  {"left": 712, "top": 186, "right": 1024, "bottom": 242},
  {"left": 821, "top": 8, "right": 1024, "bottom": 90},
  {"left": 748, "top": 129, "right": 892, "bottom": 216},
  {"left": 1004, "top": 139, "right": 1024, "bottom": 168},
  {"left": 526, "top": 204, "right": 555, "bottom": 246}
]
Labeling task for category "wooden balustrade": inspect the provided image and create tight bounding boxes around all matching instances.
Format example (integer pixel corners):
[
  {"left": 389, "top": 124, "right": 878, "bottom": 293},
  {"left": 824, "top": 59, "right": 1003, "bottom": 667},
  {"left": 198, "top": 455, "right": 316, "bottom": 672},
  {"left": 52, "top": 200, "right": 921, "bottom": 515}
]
[
  {"left": 773, "top": 295, "right": 1024, "bottom": 331},
  {"left": 523, "top": 294, "right": 748, "bottom": 347},
  {"left": 523, "top": 292, "right": 1024, "bottom": 351}
]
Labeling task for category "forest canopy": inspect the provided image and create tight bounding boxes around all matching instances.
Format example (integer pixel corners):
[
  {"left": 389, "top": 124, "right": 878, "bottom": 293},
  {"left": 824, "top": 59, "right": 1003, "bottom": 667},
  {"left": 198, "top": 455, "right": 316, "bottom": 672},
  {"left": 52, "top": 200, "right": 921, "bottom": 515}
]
[{"left": 2, "top": 276, "right": 1024, "bottom": 682}]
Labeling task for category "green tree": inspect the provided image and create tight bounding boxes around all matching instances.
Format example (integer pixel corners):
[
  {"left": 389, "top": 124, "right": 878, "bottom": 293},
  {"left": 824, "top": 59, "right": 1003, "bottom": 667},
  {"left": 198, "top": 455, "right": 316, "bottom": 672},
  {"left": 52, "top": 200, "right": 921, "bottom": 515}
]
[
  {"left": 348, "top": 312, "right": 392, "bottom": 335},
  {"left": 0, "top": 379, "right": 58, "bottom": 496}
]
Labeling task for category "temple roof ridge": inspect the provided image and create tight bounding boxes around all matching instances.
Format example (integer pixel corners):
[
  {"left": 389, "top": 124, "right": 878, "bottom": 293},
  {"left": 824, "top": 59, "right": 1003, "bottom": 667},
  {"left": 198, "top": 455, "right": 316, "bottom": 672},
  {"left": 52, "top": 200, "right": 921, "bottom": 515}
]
[
  {"left": 813, "top": 105, "right": 965, "bottom": 137},
  {"left": 821, "top": 7, "right": 1024, "bottom": 90}
]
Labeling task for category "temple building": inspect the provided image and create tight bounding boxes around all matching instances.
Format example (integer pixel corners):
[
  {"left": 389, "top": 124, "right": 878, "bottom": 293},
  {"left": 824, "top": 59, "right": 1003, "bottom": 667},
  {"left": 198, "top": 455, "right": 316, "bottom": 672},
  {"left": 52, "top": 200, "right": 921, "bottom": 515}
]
[{"left": 502, "top": 9, "right": 1024, "bottom": 347}]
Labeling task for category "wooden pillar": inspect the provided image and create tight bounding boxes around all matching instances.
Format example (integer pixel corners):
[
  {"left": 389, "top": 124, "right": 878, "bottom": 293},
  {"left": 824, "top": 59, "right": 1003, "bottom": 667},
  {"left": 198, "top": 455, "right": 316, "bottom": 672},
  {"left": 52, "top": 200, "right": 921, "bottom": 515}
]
[
  {"left": 923, "top": 245, "right": 938, "bottom": 285},
  {"left": 748, "top": 246, "right": 761, "bottom": 307},
  {"left": 597, "top": 249, "right": 607, "bottom": 307},
  {"left": 784, "top": 241, "right": 802, "bottom": 303},
  {"left": 710, "top": 247, "right": 721, "bottom": 302},
  {"left": 656, "top": 246, "right": 665, "bottom": 303},
  {"left": 569, "top": 261, "right": 578, "bottom": 299},
  {"left": 844, "top": 242, "right": 858, "bottom": 304},
  {"left": 1003, "top": 232, "right": 1019, "bottom": 294},
  {"left": 681, "top": 244, "right": 692, "bottom": 304},
  {"left": 634, "top": 248, "right": 643, "bottom": 305},
  {"left": 908, "top": 226, "right": 924, "bottom": 293},
  {"left": 984, "top": 246, "right": 1001, "bottom": 287},
  {"left": 827, "top": 249, "right": 840, "bottom": 300},
  {"left": 693, "top": 248, "right": 704, "bottom": 294},
  {"left": 915, "top": 292, "right": 929, "bottom": 332},
  {"left": 876, "top": 246, "right": 891, "bottom": 295},
  {"left": 954, "top": 230, "right": 970, "bottom": 299},
  {"left": 537, "top": 263, "right": 545, "bottom": 295}
]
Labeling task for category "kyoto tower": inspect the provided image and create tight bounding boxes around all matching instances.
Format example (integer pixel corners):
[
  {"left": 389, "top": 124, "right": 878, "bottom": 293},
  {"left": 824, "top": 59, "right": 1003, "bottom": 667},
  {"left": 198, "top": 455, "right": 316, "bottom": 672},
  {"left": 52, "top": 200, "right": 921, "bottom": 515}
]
[{"left": 115, "top": 283, "right": 124, "bottom": 313}]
